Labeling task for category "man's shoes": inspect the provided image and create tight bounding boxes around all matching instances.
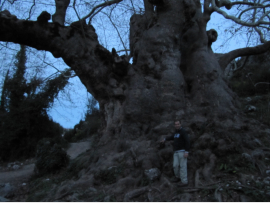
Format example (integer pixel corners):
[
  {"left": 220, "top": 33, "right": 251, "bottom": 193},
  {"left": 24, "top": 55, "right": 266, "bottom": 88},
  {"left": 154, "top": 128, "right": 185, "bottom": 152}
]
[
  {"left": 177, "top": 182, "right": 188, "bottom": 187},
  {"left": 170, "top": 177, "right": 180, "bottom": 182}
]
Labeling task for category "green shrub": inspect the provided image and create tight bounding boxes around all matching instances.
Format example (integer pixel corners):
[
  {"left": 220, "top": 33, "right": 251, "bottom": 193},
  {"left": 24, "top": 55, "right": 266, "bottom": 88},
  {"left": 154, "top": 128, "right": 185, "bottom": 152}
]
[
  {"left": 35, "top": 138, "right": 69, "bottom": 176},
  {"left": 230, "top": 65, "right": 270, "bottom": 97}
]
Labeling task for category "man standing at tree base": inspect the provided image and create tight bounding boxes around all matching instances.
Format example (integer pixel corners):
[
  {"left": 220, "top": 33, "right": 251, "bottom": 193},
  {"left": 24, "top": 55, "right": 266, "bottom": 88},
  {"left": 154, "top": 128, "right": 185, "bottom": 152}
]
[{"left": 161, "top": 120, "right": 190, "bottom": 187}]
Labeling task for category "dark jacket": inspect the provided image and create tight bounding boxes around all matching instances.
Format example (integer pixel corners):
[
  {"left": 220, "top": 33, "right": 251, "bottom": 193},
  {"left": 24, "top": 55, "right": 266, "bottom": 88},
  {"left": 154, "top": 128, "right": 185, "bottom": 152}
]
[{"left": 165, "top": 127, "right": 190, "bottom": 152}]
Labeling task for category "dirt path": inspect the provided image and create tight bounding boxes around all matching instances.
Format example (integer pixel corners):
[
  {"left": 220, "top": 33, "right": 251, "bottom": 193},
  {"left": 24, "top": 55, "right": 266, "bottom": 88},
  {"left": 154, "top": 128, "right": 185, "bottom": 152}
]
[
  {"left": 0, "top": 141, "right": 91, "bottom": 184},
  {"left": 67, "top": 141, "right": 91, "bottom": 159}
]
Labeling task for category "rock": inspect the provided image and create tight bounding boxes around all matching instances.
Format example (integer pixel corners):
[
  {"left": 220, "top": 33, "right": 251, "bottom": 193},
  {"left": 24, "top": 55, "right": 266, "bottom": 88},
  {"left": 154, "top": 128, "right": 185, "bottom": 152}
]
[
  {"left": 236, "top": 180, "right": 241, "bottom": 185},
  {"left": 266, "top": 170, "right": 270, "bottom": 175},
  {"left": 240, "top": 194, "right": 251, "bottom": 202},
  {"left": 12, "top": 165, "right": 20, "bottom": 170},
  {"left": 264, "top": 177, "right": 270, "bottom": 185},
  {"left": 22, "top": 183, "right": 27, "bottom": 186},
  {"left": 245, "top": 105, "right": 256, "bottom": 113},
  {"left": 254, "top": 138, "right": 262, "bottom": 146},
  {"left": 88, "top": 187, "right": 97, "bottom": 193},
  {"left": 104, "top": 195, "right": 111, "bottom": 201},
  {"left": 144, "top": 168, "right": 161, "bottom": 182},
  {"left": 252, "top": 149, "right": 264, "bottom": 159},
  {"left": 266, "top": 191, "right": 270, "bottom": 196},
  {"left": 244, "top": 97, "right": 252, "bottom": 103},
  {"left": 180, "top": 193, "right": 191, "bottom": 202},
  {"left": 0, "top": 183, "right": 14, "bottom": 198},
  {"left": 153, "top": 122, "right": 172, "bottom": 134},
  {"left": 0, "top": 196, "right": 9, "bottom": 202}
]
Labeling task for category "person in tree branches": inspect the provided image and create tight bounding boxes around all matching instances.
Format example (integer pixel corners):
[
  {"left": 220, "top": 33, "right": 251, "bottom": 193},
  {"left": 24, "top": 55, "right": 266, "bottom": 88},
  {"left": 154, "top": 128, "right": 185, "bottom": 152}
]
[{"left": 161, "top": 120, "right": 190, "bottom": 187}]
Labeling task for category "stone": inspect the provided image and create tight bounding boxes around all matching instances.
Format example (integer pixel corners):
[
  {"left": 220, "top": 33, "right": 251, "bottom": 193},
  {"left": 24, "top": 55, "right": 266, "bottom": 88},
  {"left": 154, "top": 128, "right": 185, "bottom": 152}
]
[
  {"left": 88, "top": 187, "right": 97, "bottom": 193},
  {"left": 153, "top": 122, "right": 172, "bottom": 134},
  {"left": 0, "top": 183, "right": 14, "bottom": 198},
  {"left": 245, "top": 105, "right": 256, "bottom": 113},
  {"left": 180, "top": 193, "right": 191, "bottom": 202},
  {"left": 113, "top": 88, "right": 124, "bottom": 96},
  {"left": 252, "top": 149, "right": 264, "bottom": 159},
  {"left": 144, "top": 168, "right": 161, "bottom": 182},
  {"left": 0, "top": 196, "right": 9, "bottom": 202},
  {"left": 244, "top": 97, "right": 252, "bottom": 102},
  {"left": 240, "top": 195, "right": 251, "bottom": 202},
  {"left": 12, "top": 164, "right": 20, "bottom": 170},
  {"left": 264, "top": 177, "right": 270, "bottom": 185},
  {"left": 254, "top": 138, "right": 262, "bottom": 146},
  {"left": 104, "top": 195, "right": 111, "bottom": 201},
  {"left": 266, "top": 170, "right": 270, "bottom": 175}
]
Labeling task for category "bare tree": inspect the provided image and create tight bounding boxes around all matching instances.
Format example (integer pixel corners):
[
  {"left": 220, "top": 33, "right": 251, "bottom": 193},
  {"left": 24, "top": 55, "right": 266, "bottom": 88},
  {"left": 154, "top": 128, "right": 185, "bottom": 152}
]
[{"left": 1, "top": 0, "right": 270, "bottom": 200}]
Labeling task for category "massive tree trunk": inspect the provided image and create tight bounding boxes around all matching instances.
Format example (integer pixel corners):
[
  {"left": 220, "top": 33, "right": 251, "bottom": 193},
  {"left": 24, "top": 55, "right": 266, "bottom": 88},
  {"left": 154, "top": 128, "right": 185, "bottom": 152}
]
[{"left": 1, "top": 0, "right": 270, "bottom": 200}]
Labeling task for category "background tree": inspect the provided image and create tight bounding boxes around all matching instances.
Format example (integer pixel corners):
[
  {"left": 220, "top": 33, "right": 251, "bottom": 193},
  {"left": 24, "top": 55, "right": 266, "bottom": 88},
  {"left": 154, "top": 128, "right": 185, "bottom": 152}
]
[
  {"left": 64, "top": 96, "right": 100, "bottom": 142},
  {"left": 1, "top": 0, "right": 270, "bottom": 200},
  {"left": 0, "top": 69, "right": 9, "bottom": 112},
  {"left": 0, "top": 45, "right": 71, "bottom": 161}
]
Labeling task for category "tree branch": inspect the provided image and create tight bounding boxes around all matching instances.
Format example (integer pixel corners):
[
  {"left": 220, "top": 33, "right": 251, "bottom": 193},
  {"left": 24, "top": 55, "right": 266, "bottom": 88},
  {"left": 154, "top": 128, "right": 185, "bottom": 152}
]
[
  {"left": 102, "top": 11, "right": 128, "bottom": 56},
  {"left": 212, "top": 0, "right": 270, "bottom": 26},
  {"left": 0, "top": 10, "right": 129, "bottom": 100},
  {"left": 72, "top": 0, "right": 80, "bottom": 20},
  {"left": 52, "top": 0, "right": 70, "bottom": 25},
  {"left": 143, "top": 0, "right": 154, "bottom": 20},
  {"left": 215, "top": 0, "right": 232, "bottom": 9},
  {"left": 203, "top": 0, "right": 214, "bottom": 22},
  {"left": 81, "top": 0, "right": 123, "bottom": 22},
  {"left": 218, "top": 40, "right": 270, "bottom": 70},
  {"left": 231, "top": 1, "right": 264, "bottom": 7},
  {"left": 238, "top": 4, "right": 270, "bottom": 19},
  {"left": 26, "top": 0, "right": 35, "bottom": 21}
]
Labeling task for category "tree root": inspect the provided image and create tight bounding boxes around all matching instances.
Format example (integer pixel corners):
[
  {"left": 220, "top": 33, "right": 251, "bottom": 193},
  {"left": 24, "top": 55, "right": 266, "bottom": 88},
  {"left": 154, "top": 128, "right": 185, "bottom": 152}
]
[
  {"left": 123, "top": 187, "right": 148, "bottom": 201},
  {"left": 214, "top": 185, "right": 223, "bottom": 202}
]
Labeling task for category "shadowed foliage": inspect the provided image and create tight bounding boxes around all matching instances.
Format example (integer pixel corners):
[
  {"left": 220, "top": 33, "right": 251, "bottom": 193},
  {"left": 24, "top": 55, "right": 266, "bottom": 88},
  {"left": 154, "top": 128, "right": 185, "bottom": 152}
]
[{"left": 0, "top": 45, "right": 70, "bottom": 161}]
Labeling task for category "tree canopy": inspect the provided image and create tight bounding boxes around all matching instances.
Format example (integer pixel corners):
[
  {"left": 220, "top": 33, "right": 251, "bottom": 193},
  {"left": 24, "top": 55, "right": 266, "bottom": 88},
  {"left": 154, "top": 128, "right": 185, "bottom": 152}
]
[{"left": 0, "top": 45, "right": 70, "bottom": 161}]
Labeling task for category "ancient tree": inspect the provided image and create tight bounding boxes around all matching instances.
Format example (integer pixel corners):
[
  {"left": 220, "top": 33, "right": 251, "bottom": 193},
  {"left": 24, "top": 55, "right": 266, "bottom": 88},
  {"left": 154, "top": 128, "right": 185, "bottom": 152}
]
[{"left": 1, "top": 0, "right": 270, "bottom": 200}]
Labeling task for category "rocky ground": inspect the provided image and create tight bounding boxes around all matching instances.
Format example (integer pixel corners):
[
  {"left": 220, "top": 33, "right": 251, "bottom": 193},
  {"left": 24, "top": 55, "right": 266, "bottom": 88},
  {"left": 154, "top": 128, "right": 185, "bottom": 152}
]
[
  {"left": 1, "top": 137, "right": 270, "bottom": 201},
  {"left": 0, "top": 140, "right": 91, "bottom": 202}
]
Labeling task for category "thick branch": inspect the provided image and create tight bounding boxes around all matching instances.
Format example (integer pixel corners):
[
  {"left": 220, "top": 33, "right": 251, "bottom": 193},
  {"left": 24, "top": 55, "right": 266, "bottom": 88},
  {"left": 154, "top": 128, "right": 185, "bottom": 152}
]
[
  {"left": 0, "top": 10, "right": 129, "bottom": 100},
  {"left": 143, "top": 0, "right": 154, "bottom": 20},
  {"left": 52, "top": 0, "right": 70, "bottom": 25},
  {"left": 215, "top": 0, "right": 232, "bottom": 9},
  {"left": 218, "top": 40, "right": 270, "bottom": 70},
  {"left": 203, "top": 0, "right": 214, "bottom": 22}
]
